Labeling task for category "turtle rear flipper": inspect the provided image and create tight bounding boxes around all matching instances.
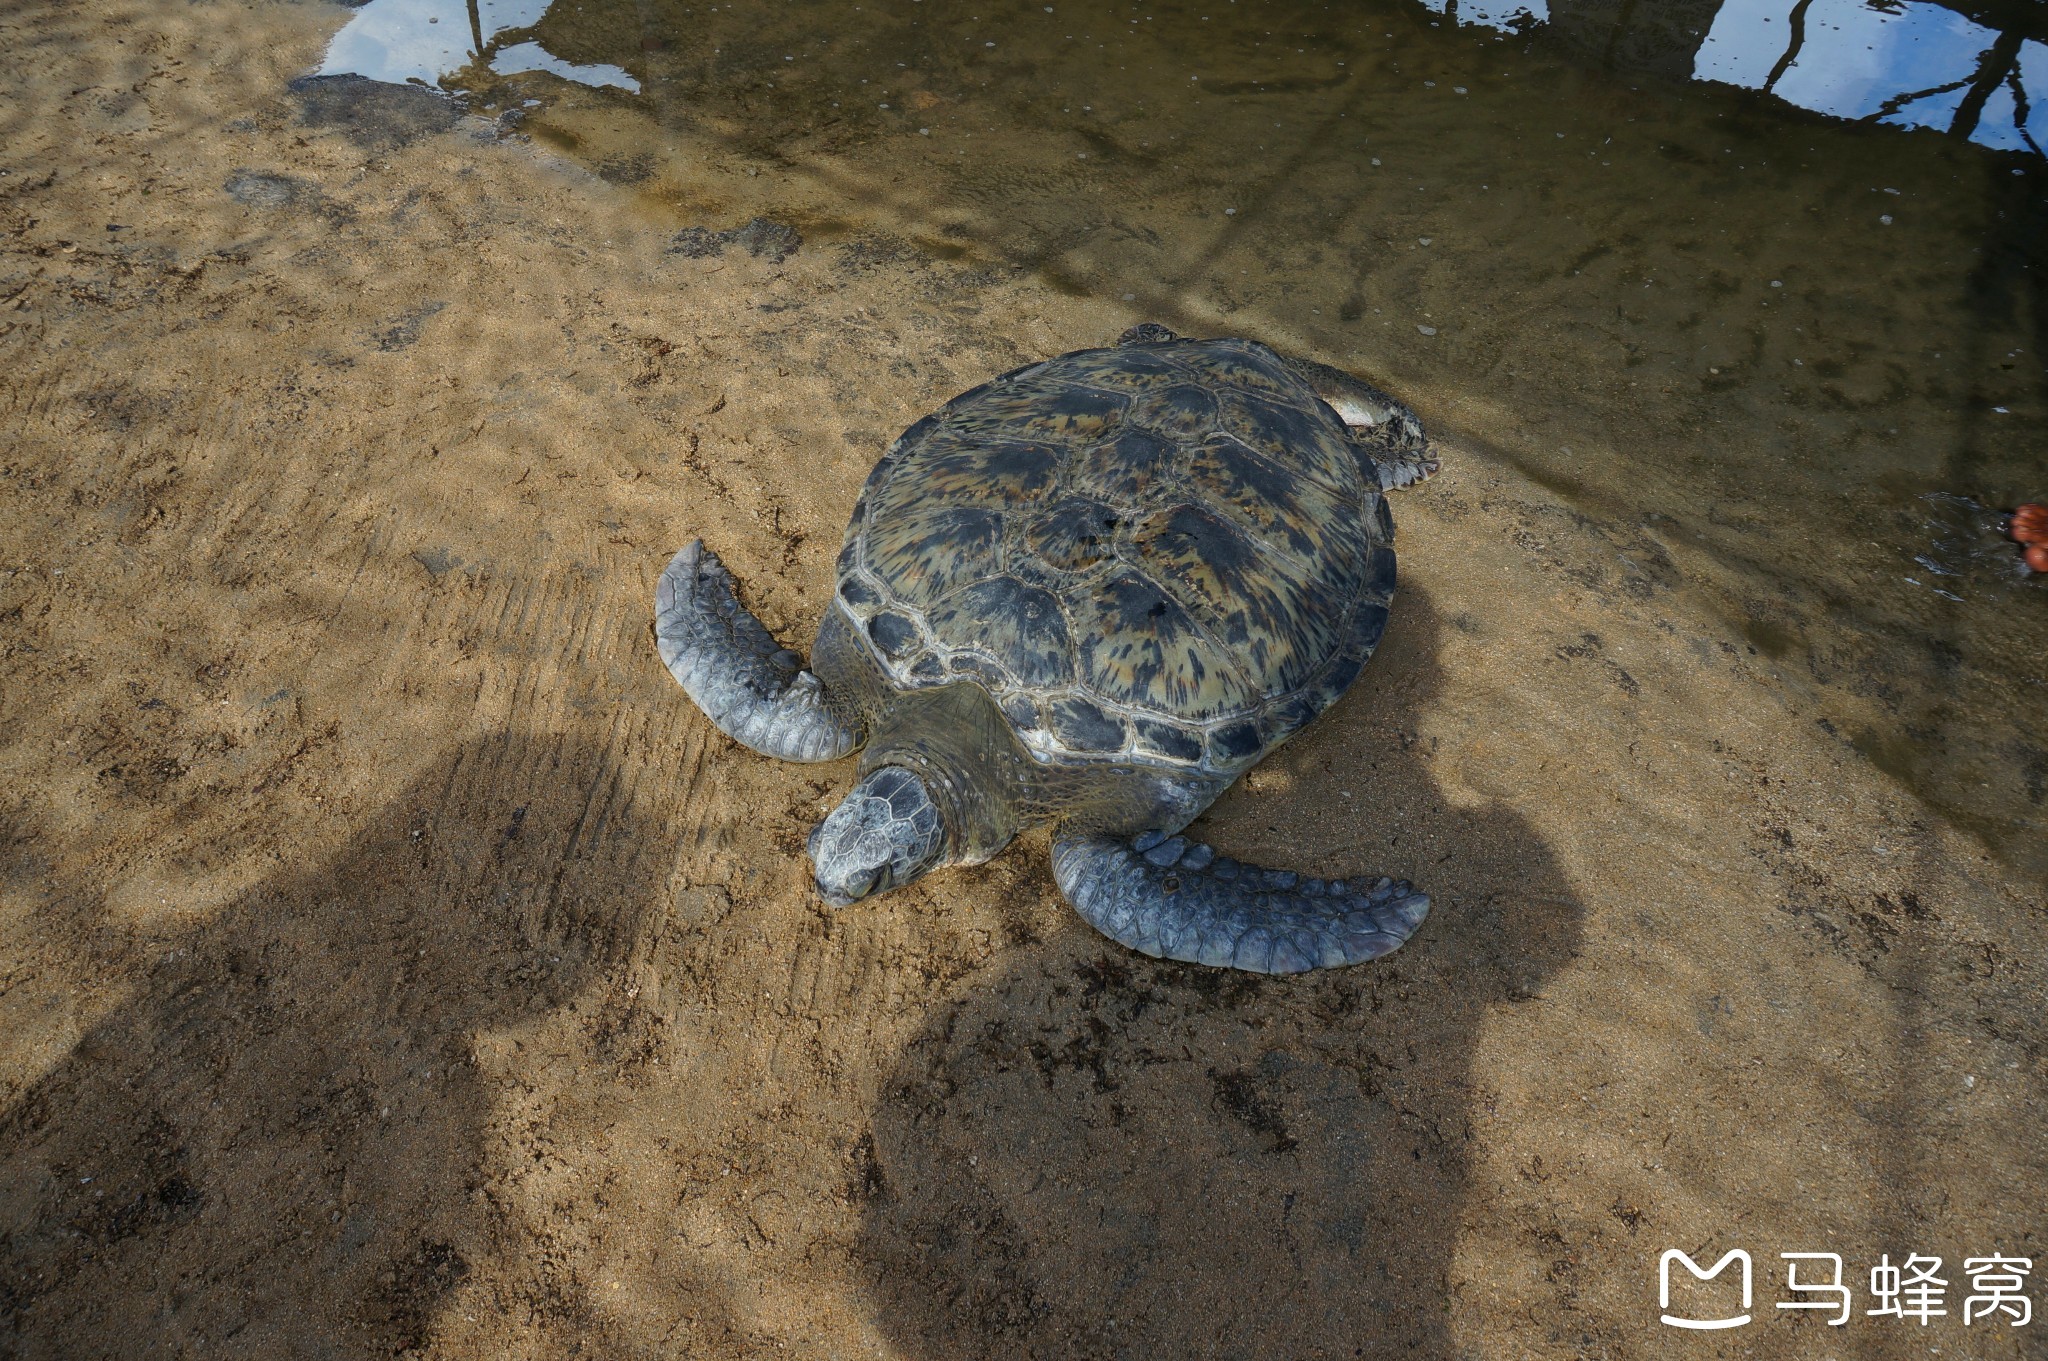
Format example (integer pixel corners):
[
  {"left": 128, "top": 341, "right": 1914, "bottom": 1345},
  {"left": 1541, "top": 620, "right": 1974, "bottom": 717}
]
[
  {"left": 1284, "top": 355, "right": 1440, "bottom": 490},
  {"left": 656, "top": 541, "right": 861, "bottom": 763},
  {"left": 1052, "top": 832, "right": 1429, "bottom": 974}
]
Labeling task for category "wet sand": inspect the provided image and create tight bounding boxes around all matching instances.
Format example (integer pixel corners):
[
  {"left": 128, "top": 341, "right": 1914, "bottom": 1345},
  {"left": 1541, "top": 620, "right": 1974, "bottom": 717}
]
[{"left": 3, "top": 0, "right": 2046, "bottom": 1357}]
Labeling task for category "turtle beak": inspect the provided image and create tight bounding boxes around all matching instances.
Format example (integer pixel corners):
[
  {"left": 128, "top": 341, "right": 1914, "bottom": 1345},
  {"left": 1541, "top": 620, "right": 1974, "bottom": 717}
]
[
  {"left": 808, "top": 827, "right": 888, "bottom": 905},
  {"left": 806, "top": 766, "right": 947, "bottom": 905},
  {"left": 816, "top": 867, "right": 884, "bottom": 907}
]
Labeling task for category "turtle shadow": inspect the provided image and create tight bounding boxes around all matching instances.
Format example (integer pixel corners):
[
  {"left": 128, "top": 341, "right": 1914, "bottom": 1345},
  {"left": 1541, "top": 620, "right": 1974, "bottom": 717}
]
[
  {"left": 0, "top": 734, "right": 717, "bottom": 1358},
  {"left": 853, "top": 583, "right": 1584, "bottom": 1359}
]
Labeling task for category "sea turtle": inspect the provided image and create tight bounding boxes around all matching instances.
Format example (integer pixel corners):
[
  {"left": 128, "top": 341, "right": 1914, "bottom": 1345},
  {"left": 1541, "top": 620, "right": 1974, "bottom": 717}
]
[{"left": 655, "top": 324, "right": 1439, "bottom": 973}]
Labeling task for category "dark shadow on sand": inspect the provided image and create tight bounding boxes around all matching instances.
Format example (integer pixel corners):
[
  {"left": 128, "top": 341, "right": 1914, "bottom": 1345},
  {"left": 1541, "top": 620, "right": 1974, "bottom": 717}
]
[
  {"left": 0, "top": 734, "right": 719, "bottom": 1359},
  {"left": 853, "top": 584, "right": 1585, "bottom": 1360}
]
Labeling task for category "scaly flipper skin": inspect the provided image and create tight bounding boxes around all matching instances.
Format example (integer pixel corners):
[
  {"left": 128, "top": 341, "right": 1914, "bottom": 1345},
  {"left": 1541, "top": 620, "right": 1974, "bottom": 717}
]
[
  {"left": 655, "top": 541, "right": 861, "bottom": 763},
  {"left": 1282, "top": 354, "right": 1441, "bottom": 491},
  {"left": 1052, "top": 831, "right": 1430, "bottom": 974},
  {"left": 1362, "top": 439, "right": 1439, "bottom": 492}
]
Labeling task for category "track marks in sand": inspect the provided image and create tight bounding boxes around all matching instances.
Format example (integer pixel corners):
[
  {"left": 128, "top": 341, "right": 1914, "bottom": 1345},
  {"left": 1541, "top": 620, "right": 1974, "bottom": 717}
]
[{"left": 0, "top": 370, "right": 65, "bottom": 429}]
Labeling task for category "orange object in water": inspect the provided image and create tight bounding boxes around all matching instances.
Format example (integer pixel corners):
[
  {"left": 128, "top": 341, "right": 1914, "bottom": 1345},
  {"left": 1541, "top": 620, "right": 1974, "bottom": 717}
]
[
  {"left": 2012, "top": 504, "right": 2048, "bottom": 544},
  {"left": 2027, "top": 543, "right": 2048, "bottom": 573}
]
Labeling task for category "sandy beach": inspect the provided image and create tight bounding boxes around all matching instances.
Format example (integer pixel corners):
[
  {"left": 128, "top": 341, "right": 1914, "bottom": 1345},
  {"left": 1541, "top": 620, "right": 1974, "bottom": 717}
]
[{"left": 3, "top": 0, "right": 2045, "bottom": 1356}]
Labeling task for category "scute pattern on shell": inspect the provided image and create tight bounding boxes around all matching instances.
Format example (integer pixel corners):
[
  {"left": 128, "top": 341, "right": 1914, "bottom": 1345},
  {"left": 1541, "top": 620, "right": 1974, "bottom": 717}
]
[{"left": 835, "top": 337, "right": 1395, "bottom": 773}]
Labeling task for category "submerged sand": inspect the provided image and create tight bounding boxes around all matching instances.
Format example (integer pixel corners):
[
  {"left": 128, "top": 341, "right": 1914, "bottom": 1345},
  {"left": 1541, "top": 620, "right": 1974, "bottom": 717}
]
[{"left": 2, "top": 0, "right": 2045, "bottom": 1357}]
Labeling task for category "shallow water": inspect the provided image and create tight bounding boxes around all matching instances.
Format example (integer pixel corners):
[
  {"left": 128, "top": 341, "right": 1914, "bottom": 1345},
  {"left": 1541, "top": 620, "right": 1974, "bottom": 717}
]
[{"left": 315, "top": 0, "right": 2048, "bottom": 871}]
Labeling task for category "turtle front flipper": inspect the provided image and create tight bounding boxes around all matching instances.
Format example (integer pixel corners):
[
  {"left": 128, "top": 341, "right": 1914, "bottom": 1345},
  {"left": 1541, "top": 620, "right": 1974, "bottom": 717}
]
[
  {"left": 1051, "top": 832, "right": 1428, "bottom": 974},
  {"left": 656, "top": 541, "right": 862, "bottom": 763}
]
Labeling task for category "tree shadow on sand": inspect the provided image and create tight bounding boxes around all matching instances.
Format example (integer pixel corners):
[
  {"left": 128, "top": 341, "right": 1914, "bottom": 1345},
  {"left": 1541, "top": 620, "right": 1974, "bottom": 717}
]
[
  {"left": 856, "top": 584, "right": 1584, "bottom": 1360},
  {"left": 0, "top": 733, "right": 721, "bottom": 1359}
]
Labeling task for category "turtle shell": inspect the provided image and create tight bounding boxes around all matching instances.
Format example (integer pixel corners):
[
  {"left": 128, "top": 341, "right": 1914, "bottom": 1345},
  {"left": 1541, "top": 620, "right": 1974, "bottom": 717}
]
[{"left": 833, "top": 336, "right": 1397, "bottom": 774}]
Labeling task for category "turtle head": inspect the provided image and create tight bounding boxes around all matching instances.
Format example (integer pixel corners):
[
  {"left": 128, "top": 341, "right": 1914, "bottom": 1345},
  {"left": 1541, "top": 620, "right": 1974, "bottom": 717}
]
[{"left": 807, "top": 766, "right": 950, "bottom": 906}]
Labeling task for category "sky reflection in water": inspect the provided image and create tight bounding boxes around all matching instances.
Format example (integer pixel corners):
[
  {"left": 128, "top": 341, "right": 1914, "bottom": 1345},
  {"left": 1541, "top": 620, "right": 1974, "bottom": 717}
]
[
  {"left": 1698, "top": 0, "right": 2045, "bottom": 153},
  {"left": 1418, "top": 0, "right": 2045, "bottom": 154},
  {"left": 321, "top": 0, "right": 640, "bottom": 92},
  {"left": 324, "top": 0, "right": 2044, "bottom": 158}
]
